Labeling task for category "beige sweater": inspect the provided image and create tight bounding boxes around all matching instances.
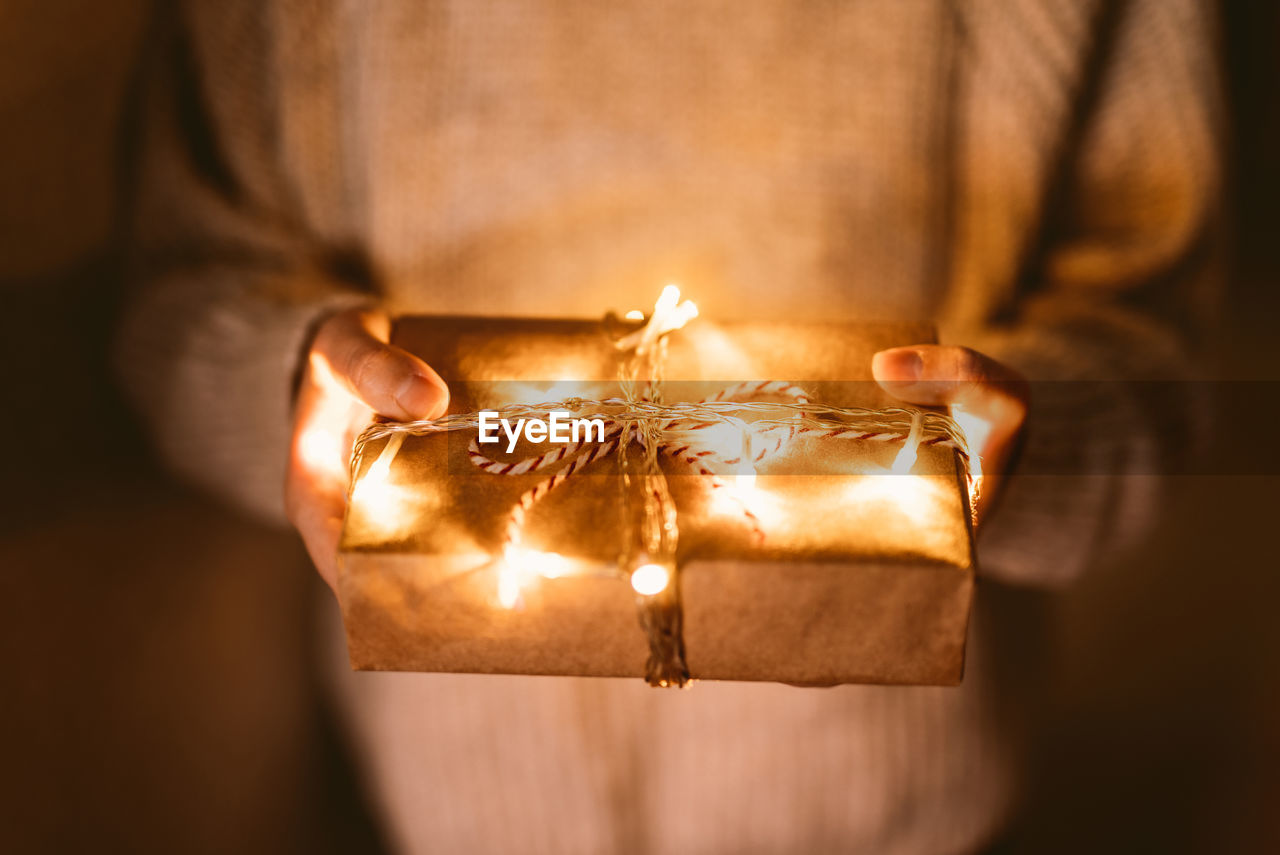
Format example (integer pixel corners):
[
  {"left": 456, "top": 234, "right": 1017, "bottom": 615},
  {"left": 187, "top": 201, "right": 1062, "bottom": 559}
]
[{"left": 118, "top": 1, "right": 1222, "bottom": 852}]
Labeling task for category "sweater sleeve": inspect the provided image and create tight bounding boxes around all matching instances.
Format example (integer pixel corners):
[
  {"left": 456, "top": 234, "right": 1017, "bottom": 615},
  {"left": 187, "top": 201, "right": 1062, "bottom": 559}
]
[
  {"left": 115, "top": 2, "right": 368, "bottom": 523},
  {"left": 951, "top": 0, "right": 1224, "bottom": 587}
]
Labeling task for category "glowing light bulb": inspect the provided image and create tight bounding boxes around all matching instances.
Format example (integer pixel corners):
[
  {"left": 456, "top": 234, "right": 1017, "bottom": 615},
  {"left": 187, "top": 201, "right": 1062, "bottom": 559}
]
[
  {"left": 846, "top": 475, "right": 937, "bottom": 525},
  {"left": 497, "top": 563, "right": 522, "bottom": 609},
  {"left": 890, "top": 443, "right": 918, "bottom": 475},
  {"left": 891, "top": 411, "right": 924, "bottom": 475},
  {"left": 630, "top": 563, "right": 670, "bottom": 596},
  {"left": 350, "top": 434, "right": 410, "bottom": 535},
  {"left": 950, "top": 405, "right": 988, "bottom": 485},
  {"left": 624, "top": 309, "right": 646, "bottom": 321},
  {"left": 615, "top": 285, "right": 699, "bottom": 353},
  {"left": 664, "top": 283, "right": 699, "bottom": 330},
  {"left": 495, "top": 548, "right": 578, "bottom": 608},
  {"left": 654, "top": 284, "right": 680, "bottom": 316},
  {"left": 351, "top": 476, "right": 407, "bottom": 522},
  {"left": 506, "top": 547, "right": 572, "bottom": 579}
]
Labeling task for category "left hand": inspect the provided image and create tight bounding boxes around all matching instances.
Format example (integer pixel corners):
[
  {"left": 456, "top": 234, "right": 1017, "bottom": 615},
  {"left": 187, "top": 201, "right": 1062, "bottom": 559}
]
[{"left": 872, "top": 345, "right": 1029, "bottom": 522}]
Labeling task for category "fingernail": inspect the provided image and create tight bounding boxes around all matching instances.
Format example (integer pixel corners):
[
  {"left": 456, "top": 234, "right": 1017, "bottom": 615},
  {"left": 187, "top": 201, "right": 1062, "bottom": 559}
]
[
  {"left": 875, "top": 348, "right": 923, "bottom": 383},
  {"left": 395, "top": 373, "right": 446, "bottom": 418}
]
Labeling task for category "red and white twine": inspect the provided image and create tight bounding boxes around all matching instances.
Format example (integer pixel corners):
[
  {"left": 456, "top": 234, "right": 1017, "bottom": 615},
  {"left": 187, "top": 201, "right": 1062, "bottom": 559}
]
[{"left": 351, "top": 381, "right": 975, "bottom": 557}]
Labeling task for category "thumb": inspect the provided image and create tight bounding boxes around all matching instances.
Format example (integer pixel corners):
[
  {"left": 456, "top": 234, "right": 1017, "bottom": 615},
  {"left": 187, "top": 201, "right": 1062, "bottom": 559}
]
[
  {"left": 312, "top": 308, "right": 449, "bottom": 420},
  {"left": 871, "top": 345, "right": 1028, "bottom": 423}
]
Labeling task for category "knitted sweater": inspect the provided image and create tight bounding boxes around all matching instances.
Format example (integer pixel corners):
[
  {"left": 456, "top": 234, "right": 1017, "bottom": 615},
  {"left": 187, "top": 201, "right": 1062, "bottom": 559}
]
[{"left": 117, "top": 1, "right": 1222, "bottom": 852}]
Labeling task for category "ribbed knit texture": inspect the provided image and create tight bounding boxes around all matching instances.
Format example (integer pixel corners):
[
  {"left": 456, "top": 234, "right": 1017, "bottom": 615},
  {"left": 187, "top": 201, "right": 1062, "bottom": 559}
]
[
  {"left": 321, "top": 592, "right": 1021, "bottom": 855},
  {"left": 116, "top": 1, "right": 1222, "bottom": 852}
]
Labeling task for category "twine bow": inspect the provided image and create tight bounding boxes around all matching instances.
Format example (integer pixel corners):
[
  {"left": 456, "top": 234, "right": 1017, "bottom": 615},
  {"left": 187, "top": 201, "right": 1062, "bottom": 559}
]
[{"left": 465, "top": 380, "right": 817, "bottom": 552}]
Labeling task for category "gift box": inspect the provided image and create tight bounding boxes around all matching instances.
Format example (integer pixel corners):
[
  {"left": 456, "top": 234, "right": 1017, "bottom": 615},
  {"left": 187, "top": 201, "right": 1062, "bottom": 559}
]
[{"left": 337, "top": 308, "right": 976, "bottom": 686}]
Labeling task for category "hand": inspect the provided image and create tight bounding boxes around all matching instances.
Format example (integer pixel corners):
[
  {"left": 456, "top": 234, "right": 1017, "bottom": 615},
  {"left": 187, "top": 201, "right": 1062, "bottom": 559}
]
[
  {"left": 285, "top": 308, "right": 449, "bottom": 592},
  {"left": 872, "top": 345, "right": 1029, "bottom": 522}
]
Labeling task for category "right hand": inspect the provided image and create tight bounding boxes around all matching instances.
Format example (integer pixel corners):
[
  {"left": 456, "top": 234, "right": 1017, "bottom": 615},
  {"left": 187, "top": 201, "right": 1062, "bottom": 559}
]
[{"left": 285, "top": 307, "right": 449, "bottom": 592}]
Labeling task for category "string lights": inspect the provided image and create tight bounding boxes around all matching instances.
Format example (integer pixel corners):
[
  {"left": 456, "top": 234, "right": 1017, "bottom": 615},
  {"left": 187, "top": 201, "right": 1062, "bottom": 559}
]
[{"left": 346, "top": 286, "right": 977, "bottom": 686}]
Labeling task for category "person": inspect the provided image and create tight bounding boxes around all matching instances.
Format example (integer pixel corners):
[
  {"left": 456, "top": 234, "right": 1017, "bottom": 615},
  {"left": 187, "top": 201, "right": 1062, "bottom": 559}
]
[{"left": 117, "top": 1, "right": 1222, "bottom": 852}]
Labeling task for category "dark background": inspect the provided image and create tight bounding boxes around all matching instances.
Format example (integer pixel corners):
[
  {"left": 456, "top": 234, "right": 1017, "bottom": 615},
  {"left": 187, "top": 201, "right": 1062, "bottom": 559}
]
[{"left": 1, "top": 2, "right": 1276, "bottom": 852}]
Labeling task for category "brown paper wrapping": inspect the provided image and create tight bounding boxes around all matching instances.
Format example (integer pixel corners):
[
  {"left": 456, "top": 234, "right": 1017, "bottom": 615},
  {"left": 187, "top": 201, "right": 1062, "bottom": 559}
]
[{"left": 337, "top": 317, "right": 975, "bottom": 685}]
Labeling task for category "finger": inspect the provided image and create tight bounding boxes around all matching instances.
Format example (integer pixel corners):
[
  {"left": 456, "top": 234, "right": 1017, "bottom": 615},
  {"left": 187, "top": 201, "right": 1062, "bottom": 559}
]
[
  {"left": 871, "top": 345, "right": 1028, "bottom": 420},
  {"left": 873, "top": 345, "right": 1029, "bottom": 524},
  {"left": 313, "top": 308, "right": 449, "bottom": 420},
  {"left": 298, "top": 507, "right": 343, "bottom": 593},
  {"left": 285, "top": 461, "right": 345, "bottom": 592}
]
